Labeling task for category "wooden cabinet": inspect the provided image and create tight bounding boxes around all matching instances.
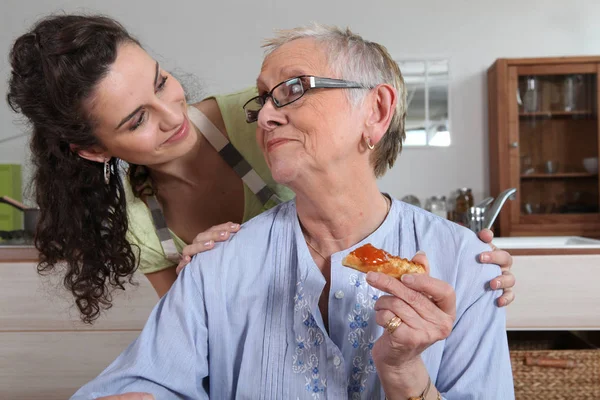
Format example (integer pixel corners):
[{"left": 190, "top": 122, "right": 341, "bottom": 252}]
[
  {"left": 505, "top": 253, "right": 600, "bottom": 330},
  {"left": 0, "top": 259, "right": 157, "bottom": 399},
  {"left": 488, "top": 56, "right": 600, "bottom": 237}
]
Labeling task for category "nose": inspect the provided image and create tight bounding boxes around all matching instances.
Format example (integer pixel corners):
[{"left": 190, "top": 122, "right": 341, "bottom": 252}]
[
  {"left": 156, "top": 99, "right": 183, "bottom": 131},
  {"left": 257, "top": 97, "right": 287, "bottom": 131}
]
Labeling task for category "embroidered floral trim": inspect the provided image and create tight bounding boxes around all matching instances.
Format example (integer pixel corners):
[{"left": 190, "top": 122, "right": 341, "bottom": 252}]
[
  {"left": 347, "top": 274, "right": 382, "bottom": 398},
  {"left": 293, "top": 282, "right": 327, "bottom": 398}
]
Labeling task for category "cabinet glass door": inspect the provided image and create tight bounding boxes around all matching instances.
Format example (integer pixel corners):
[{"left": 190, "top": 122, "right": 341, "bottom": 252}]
[{"left": 516, "top": 70, "right": 599, "bottom": 218}]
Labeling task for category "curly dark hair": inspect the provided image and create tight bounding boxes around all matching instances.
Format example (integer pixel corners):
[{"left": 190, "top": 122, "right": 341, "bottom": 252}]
[{"left": 6, "top": 14, "right": 145, "bottom": 323}]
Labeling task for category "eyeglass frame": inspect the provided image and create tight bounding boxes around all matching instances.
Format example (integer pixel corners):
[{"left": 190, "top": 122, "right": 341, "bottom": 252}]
[{"left": 242, "top": 75, "right": 374, "bottom": 123}]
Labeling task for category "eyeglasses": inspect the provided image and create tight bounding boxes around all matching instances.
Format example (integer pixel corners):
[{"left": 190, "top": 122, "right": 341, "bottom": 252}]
[{"left": 242, "top": 75, "right": 373, "bottom": 123}]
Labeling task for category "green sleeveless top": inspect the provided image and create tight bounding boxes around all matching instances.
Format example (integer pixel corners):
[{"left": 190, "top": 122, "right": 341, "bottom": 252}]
[{"left": 125, "top": 87, "right": 295, "bottom": 274}]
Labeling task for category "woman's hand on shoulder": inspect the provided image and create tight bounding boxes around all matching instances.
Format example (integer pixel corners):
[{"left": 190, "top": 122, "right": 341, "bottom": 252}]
[
  {"left": 476, "top": 228, "right": 516, "bottom": 307},
  {"left": 176, "top": 222, "right": 241, "bottom": 274}
]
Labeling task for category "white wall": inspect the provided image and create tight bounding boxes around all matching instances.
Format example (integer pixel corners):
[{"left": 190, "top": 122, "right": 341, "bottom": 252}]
[{"left": 2, "top": 0, "right": 600, "bottom": 204}]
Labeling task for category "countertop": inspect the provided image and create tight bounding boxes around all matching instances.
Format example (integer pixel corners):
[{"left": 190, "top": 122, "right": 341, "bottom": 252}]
[
  {"left": 492, "top": 236, "right": 600, "bottom": 256},
  {"left": 504, "top": 247, "right": 600, "bottom": 256},
  {"left": 3, "top": 244, "right": 600, "bottom": 262},
  {"left": 0, "top": 245, "right": 38, "bottom": 262}
]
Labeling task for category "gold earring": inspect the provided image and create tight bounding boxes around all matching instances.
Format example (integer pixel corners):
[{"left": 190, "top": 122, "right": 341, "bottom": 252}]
[{"left": 364, "top": 136, "right": 375, "bottom": 150}]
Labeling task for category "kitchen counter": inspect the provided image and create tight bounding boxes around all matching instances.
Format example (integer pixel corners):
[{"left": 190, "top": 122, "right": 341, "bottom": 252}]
[
  {"left": 3, "top": 240, "right": 598, "bottom": 330},
  {"left": 492, "top": 236, "right": 600, "bottom": 256},
  {"left": 0, "top": 245, "right": 38, "bottom": 262},
  {"left": 498, "top": 250, "right": 600, "bottom": 330},
  {"left": 504, "top": 248, "right": 600, "bottom": 256},
  {"left": 491, "top": 237, "right": 600, "bottom": 330},
  {"left": 0, "top": 258, "right": 157, "bottom": 399}
]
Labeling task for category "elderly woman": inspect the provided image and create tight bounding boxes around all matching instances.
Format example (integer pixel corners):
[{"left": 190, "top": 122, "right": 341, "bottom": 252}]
[{"left": 72, "top": 25, "right": 514, "bottom": 400}]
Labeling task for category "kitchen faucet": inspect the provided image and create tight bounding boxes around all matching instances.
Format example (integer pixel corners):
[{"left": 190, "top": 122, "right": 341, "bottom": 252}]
[{"left": 468, "top": 188, "right": 517, "bottom": 232}]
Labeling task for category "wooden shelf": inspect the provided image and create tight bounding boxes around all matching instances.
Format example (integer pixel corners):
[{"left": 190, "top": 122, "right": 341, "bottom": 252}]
[
  {"left": 519, "top": 110, "right": 595, "bottom": 118},
  {"left": 521, "top": 172, "right": 598, "bottom": 179}
]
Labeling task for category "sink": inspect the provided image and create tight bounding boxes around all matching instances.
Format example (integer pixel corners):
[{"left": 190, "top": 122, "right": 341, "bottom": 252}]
[{"left": 492, "top": 236, "right": 600, "bottom": 249}]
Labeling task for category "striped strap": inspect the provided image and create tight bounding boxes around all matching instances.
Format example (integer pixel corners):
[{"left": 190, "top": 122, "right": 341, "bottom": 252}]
[
  {"left": 146, "top": 195, "right": 180, "bottom": 263},
  {"left": 187, "top": 106, "right": 282, "bottom": 208},
  {"left": 148, "top": 106, "right": 283, "bottom": 262}
]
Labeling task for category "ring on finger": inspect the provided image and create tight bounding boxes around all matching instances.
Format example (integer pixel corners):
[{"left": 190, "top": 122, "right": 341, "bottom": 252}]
[{"left": 384, "top": 315, "right": 403, "bottom": 334}]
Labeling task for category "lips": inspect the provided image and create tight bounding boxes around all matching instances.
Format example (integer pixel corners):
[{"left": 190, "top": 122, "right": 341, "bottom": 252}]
[
  {"left": 266, "top": 138, "right": 291, "bottom": 152},
  {"left": 164, "top": 117, "right": 189, "bottom": 144}
]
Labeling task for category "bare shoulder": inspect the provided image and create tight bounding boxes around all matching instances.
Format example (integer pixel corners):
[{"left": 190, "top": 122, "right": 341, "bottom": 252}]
[
  {"left": 144, "top": 267, "right": 178, "bottom": 297},
  {"left": 189, "top": 98, "right": 229, "bottom": 138}
]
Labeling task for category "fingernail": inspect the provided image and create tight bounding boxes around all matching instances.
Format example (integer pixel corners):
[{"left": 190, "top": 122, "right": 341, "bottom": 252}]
[
  {"left": 204, "top": 240, "right": 213, "bottom": 247},
  {"left": 415, "top": 250, "right": 426, "bottom": 256},
  {"left": 480, "top": 253, "right": 491, "bottom": 262},
  {"left": 220, "top": 231, "right": 228, "bottom": 238},
  {"left": 366, "top": 271, "right": 377, "bottom": 283},
  {"left": 230, "top": 223, "right": 239, "bottom": 229},
  {"left": 185, "top": 255, "right": 191, "bottom": 261},
  {"left": 401, "top": 274, "right": 415, "bottom": 284},
  {"left": 495, "top": 280, "right": 501, "bottom": 290}
]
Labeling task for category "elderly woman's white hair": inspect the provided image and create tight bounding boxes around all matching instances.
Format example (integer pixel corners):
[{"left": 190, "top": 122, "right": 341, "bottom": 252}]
[{"left": 263, "top": 23, "right": 407, "bottom": 177}]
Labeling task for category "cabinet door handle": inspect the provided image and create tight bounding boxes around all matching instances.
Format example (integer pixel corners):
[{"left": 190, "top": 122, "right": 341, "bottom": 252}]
[{"left": 510, "top": 142, "right": 519, "bottom": 148}]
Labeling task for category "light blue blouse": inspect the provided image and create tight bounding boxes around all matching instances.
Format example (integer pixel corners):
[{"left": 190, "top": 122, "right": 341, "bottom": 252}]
[{"left": 72, "top": 199, "right": 514, "bottom": 399}]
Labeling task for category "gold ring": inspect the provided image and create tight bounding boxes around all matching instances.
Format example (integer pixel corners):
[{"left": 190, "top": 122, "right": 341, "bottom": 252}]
[{"left": 384, "top": 316, "right": 402, "bottom": 334}]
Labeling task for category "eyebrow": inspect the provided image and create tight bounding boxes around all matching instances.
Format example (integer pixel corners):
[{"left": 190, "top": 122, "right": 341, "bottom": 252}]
[
  {"left": 282, "top": 68, "right": 307, "bottom": 79},
  {"left": 115, "top": 62, "right": 160, "bottom": 129},
  {"left": 255, "top": 76, "right": 266, "bottom": 91}
]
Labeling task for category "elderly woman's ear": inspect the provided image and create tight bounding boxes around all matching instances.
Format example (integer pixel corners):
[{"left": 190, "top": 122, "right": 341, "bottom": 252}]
[{"left": 364, "top": 84, "right": 398, "bottom": 145}]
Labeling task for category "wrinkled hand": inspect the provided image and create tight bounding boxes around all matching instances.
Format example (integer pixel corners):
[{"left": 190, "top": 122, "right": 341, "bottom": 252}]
[
  {"left": 176, "top": 222, "right": 241, "bottom": 274},
  {"left": 96, "top": 393, "right": 154, "bottom": 400},
  {"left": 477, "top": 229, "right": 516, "bottom": 307},
  {"left": 367, "top": 252, "right": 456, "bottom": 373}
]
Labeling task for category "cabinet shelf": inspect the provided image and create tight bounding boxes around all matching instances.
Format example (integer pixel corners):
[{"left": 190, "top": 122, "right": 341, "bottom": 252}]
[
  {"left": 519, "top": 110, "right": 595, "bottom": 118},
  {"left": 521, "top": 172, "right": 598, "bottom": 179}
]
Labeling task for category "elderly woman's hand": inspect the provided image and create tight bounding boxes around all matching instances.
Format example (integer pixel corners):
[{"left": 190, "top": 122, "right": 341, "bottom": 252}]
[
  {"left": 366, "top": 252, "right": 454, "bottom": 397},
  {"left": 176, "top": 222, "right": 241, "bottom": 274},
  {"left": 477, "top": 228, "right": 516, "bottom": 307}
]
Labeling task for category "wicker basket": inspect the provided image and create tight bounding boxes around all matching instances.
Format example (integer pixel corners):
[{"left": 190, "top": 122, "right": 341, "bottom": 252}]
[{"left": 509, "top": 332, "right": 600, "bottom": 399}]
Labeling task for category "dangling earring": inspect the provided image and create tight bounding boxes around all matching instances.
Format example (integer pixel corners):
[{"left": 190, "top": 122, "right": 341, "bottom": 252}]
[
  {"left": 104, "top": 158, "right": 112, "bottom": 185},
  {"left": 364, "top": 136, "right": 375, "bottom": 150}
]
